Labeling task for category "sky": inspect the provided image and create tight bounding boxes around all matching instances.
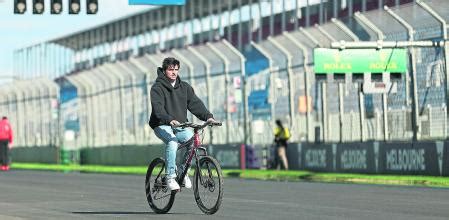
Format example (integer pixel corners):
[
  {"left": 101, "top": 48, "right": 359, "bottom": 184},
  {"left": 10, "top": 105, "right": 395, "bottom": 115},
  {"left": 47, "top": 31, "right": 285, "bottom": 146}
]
[
  {"left": 0, "top": 0, "right": 151, "bottom": 80},
  {"left": 0, "top": 0, "right": 327, "bottom": 82}
]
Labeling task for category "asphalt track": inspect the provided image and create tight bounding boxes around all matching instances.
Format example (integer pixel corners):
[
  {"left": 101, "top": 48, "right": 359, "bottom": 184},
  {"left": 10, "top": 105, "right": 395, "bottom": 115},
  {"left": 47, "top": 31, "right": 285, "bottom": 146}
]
[{"left": 0, "top": 170, "right": 448, "bottom": 220}]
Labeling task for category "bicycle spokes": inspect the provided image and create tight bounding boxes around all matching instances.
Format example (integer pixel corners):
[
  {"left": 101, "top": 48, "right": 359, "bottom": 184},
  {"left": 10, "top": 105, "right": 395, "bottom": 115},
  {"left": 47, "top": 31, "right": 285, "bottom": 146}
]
[
  {"left": 152, "top": 178, "right": 170, "bottom": 199},
  {"left": 202, "top": 177, "right": 216, "bottom": 192},
  {"left": 153, "top": 190, "right": 172, "bottom": 200},
  {"left": 194, "top": 156, "right": 223, "bottom": 215},
  {"left": 145, "top": 158, "right": 176, "bottom": 214},
  {"left": 198, "top": 163, "right": 215, "bottom": 191}
]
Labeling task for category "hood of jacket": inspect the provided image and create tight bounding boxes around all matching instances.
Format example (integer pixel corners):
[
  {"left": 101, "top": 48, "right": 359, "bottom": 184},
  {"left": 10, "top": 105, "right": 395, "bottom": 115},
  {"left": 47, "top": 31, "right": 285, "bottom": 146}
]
[{"left": 156, "top": 67, "right": 181, "bottom": 91}]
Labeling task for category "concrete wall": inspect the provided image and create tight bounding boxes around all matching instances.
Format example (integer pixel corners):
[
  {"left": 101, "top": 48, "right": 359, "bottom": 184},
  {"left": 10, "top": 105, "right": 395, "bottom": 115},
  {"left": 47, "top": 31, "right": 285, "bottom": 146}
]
[{"left": 10, "top": 141, "right": 449, "bottom": 176}]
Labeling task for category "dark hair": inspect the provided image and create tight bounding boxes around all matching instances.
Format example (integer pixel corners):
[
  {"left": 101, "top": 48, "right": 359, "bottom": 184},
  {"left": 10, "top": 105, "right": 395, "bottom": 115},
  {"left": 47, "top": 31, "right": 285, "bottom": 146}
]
[
  {"left": 275, "top": 119, "right": 283, "bottom": 129},
  {"left": 162, "top": 57, "right": 180, "bottom": 71},
  {"left": 2, "top": 116, "right": 7, "bottom": 120}
]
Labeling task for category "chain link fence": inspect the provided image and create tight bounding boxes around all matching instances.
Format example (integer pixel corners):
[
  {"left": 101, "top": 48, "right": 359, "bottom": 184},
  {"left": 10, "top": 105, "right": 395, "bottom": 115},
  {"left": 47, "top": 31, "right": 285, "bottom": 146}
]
[{"left": 1, "top": 1, "right": 448, "bottom": 150}]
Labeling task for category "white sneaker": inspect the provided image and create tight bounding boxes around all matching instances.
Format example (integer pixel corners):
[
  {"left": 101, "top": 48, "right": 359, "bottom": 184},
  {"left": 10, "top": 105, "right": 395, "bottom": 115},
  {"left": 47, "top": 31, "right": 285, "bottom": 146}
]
[
  {"left": 183, "top": 176, "right": 192, "bottom": 189},
  {"left": 167, "top": 178, "right": 180, "bottom": 191}
]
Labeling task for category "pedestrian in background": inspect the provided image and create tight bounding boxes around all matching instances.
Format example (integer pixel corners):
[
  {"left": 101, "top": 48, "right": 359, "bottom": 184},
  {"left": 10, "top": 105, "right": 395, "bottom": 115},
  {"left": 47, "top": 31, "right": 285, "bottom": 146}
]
[
  {"left": 0, "top": 116, "right": 13, "bottom": 171},
  {"left": 273, "top": 119, "right": 290, "bottom": 170}
]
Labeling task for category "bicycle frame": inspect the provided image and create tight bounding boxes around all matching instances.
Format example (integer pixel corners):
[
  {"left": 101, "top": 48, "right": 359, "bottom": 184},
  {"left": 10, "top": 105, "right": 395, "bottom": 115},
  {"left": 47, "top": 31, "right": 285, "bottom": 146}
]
[{"left": 176, "top": 128, "right": 208, "bottom": 187}]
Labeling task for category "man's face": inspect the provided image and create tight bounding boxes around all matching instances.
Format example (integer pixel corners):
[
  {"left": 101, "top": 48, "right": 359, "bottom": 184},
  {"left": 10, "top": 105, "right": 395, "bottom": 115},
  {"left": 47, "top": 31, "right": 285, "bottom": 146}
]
[{"left": 165, "top": 65, "right": 179, "bottom": 82}]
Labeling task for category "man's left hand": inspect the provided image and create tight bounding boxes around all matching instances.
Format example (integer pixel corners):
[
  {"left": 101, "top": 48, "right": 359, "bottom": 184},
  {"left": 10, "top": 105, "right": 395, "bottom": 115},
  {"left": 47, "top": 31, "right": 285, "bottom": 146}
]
[{"left": 207, "top": 118, "right": 217, "bottom": 123}]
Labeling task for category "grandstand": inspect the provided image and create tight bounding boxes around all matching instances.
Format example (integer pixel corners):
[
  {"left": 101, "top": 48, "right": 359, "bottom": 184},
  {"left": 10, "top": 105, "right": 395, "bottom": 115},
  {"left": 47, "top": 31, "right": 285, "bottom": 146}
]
[{"left": 3, "top": 0, "right": 448, "bottom": 153}]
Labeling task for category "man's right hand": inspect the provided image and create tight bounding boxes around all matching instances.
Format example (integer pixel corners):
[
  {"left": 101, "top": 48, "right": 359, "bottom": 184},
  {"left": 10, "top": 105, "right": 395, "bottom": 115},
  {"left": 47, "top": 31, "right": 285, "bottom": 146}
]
[{"left": 170, "top": 120, "right": 181, "bottom": 127}]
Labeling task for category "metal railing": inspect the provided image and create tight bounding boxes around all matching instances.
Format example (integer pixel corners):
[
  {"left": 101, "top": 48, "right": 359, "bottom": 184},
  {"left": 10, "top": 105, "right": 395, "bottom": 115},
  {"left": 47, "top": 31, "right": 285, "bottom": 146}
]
[{"left": 1, "top": 1, "right": 448, "bottom": 150}]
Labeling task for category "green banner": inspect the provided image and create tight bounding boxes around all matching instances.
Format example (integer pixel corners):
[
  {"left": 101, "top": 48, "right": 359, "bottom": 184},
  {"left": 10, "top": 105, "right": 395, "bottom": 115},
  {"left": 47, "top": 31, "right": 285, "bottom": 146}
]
[{"left": 314, "top": 48, "right": 408, "bottom": 74}]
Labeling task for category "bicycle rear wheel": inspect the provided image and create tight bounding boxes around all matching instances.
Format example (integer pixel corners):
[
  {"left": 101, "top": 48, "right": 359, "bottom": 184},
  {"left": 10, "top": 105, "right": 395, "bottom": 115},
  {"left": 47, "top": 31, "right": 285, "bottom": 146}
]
[
  {"left": 145, "top": 158, "right": 176, "bottom": 214},
  {"left": 194, "top": 156, "right": 223, "bottom": 215}
]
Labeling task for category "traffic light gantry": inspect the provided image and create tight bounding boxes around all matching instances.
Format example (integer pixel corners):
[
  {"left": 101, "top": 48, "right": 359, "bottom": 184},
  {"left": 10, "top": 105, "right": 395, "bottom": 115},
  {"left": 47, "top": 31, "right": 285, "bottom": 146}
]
[{"left": 14, "top": 0, "right": 98, "bottom": 14}]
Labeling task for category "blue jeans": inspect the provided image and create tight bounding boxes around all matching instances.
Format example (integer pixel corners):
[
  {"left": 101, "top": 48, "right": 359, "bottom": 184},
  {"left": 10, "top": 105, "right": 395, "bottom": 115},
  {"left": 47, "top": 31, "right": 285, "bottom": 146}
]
[{"left": 154, "top": 125, "right": 193, "bottom": 178}]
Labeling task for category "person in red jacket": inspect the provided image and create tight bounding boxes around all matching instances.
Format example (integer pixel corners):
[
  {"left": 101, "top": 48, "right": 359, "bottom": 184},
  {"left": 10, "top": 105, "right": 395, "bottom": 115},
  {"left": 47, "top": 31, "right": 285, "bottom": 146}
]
[{"left": 0, "top": 116, "right": 13, "bottom": 171}]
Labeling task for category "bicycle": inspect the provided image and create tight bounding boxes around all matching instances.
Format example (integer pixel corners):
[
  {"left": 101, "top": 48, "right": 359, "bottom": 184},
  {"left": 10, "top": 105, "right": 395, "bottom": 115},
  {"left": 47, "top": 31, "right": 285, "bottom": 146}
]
[{"left": 145, "top": 121, "right": 223, "bottom": 215}]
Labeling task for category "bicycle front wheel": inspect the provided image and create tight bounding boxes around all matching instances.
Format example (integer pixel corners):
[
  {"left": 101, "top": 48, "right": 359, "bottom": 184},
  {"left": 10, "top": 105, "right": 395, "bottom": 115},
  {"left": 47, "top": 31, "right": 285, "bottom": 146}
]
[
  {"left": 145, "top": 158, "right": 176, "bottom": 214},
  {"left": 194, "top": 156, "right": 223, "bottom": 215}
]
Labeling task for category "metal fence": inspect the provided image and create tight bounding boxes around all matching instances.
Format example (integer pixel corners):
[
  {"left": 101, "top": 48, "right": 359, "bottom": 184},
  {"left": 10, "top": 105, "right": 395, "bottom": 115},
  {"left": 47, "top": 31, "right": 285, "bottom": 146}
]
[
  {"left": 1, "top": 1, "right": 448, "bottom": 150},
  {"left": 52, "top": 40, "right": 246, "bottom": 149},
  {"left": 248, "top": 0, "right": 448, "bottom": 144},
  {"left": 0, "top": 78, "right": 59, "bottom": 147}
]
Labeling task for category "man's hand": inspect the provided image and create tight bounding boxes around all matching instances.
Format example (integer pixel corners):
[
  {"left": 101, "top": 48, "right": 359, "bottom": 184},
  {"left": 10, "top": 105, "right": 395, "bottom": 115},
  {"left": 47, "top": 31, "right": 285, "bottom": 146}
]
[
  {"left": 170, "top": 120, "right": 181, "bottom": 127},
  {"left": 207, "top": 118, "right": 217, "bottom": 123},
  {"left": 8, "top": 143, "right": 12, "bottom": 149}
]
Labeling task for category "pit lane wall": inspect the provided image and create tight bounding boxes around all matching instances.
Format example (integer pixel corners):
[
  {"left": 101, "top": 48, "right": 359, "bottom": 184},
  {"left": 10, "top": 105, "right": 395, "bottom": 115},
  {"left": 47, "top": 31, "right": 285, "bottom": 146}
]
[
  {"left": 9, "top": 141, "right": 449, "bottom": 176},
  {"left": 10, "top": 144, "right": 243, "bottom": 169},
  {"left": 287, "top": 141, "right": 448, "bottom": 176}
]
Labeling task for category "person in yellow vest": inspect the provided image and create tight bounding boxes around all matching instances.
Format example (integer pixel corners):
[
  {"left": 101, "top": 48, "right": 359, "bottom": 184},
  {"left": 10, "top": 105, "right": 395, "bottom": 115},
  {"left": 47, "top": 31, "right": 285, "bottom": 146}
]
[{"left": 273, "top": 119, "right": 290, "bottom": 170}]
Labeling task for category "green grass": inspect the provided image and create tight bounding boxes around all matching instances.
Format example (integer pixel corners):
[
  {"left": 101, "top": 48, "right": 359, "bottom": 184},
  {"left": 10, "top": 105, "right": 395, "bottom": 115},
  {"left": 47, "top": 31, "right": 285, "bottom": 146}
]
[
  {"left": 11, "top": 163, "right": 147, "bottom": 174},
  {"left": 10, "top": 163, "right": 449, "bottom": 188},
  {"left": 223, "top": 169, "right": 311, "bottom": 180},
  {"left": 311, "top": 173, "right": 449, "bottom": 187}
]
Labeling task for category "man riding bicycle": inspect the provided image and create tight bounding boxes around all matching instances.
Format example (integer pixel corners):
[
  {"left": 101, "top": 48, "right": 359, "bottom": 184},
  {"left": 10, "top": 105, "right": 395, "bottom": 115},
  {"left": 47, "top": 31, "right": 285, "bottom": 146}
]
[{"left": 149, "top": 57, "right": 218, "bottom": 191}]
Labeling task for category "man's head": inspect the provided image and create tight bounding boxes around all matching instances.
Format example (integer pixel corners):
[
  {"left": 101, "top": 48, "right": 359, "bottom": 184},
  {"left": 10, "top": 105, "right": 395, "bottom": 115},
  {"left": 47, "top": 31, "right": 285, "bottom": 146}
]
[
  {"left": 2, "top": 116, "right": 7, "bottom": 120},
  {"left": 162, "top": 57, "right": 180, "bottom": 83},
  {"left": 275, "top": 119, "right": 282, "bottom": 127}
]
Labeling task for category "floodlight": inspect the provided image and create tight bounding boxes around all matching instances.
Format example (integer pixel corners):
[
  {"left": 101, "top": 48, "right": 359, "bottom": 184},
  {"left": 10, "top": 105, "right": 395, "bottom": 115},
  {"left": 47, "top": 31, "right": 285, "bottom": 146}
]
[
  {"left": 33, "top": 0, "right": 45, "bottom": 14},
  {"left": 14, "top": 0, "right": 26, "bottom": 14},
  {"left": 69, "top": 0, "right": 80, "bottom": 14},
  {"left": 51, "top": 0, "right": 63, "bottom": 14},
  {"left": 86, "top": 0, "right": 98, "bottom": 14}
]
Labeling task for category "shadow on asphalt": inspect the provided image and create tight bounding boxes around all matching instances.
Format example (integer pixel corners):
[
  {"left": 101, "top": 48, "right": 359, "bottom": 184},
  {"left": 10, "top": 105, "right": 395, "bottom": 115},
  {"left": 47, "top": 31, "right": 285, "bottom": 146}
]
[
  {"left": 72, "top": 211, "right": 153, "bottom": 215},
  {"left": 71, "top": 211, "right": 193, "bottom": 215}
]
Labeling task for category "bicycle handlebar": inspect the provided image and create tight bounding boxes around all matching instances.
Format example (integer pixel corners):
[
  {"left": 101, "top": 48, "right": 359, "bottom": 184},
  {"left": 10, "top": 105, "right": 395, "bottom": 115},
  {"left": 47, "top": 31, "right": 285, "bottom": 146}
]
[{"left": 175, "top": 121, "right": 222, "bottom": 130}]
